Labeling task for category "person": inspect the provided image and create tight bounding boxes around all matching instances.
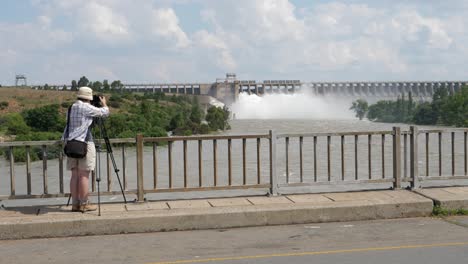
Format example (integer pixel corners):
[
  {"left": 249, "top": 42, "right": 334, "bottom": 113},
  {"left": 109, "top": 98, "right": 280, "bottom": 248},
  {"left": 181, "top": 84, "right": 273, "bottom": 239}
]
[{"left": 62, "top": 87, "right": 109, "bottom": 212}]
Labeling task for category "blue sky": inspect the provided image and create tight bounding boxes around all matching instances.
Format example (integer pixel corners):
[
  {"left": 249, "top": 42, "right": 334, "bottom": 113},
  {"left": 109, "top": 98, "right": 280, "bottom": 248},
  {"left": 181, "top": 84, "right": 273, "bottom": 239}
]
[{"left": 1, "top": 0, "right": 467, "bottom": 85}]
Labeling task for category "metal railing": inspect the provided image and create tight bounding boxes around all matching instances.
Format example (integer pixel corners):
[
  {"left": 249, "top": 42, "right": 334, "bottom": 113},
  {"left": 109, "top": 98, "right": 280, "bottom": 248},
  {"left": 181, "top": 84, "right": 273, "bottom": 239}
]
[
  {"left": 1, "top": 127, "right": 468, "bottom": 203},
  {"left": 276, "top": 129, "right": 399, "bottom": 190},
  {"left": 135, "top": 134, "right": 271, "bottom": 201},
  {"left": 408, "top": 127, "right": 468, "bottom": 187}
]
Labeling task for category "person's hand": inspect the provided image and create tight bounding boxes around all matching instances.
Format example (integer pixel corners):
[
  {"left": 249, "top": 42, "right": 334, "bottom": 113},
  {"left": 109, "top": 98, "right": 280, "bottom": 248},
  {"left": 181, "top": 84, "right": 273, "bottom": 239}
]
[{"left": 99, "top": 96, "right": 107, "bottom": 107}]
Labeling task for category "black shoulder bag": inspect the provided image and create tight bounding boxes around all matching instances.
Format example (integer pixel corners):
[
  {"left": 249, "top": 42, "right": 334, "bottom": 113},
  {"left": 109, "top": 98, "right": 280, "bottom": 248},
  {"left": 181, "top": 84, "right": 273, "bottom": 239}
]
[{"left": 63, "top": 105, "right": 88, "bottom": 159}]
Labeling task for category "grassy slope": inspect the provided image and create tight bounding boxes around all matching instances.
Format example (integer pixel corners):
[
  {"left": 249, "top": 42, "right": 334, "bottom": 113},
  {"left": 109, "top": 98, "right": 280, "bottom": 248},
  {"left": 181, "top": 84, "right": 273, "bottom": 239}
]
[{"left": 0, "top": 87, "right": 76, "bottom": 115}]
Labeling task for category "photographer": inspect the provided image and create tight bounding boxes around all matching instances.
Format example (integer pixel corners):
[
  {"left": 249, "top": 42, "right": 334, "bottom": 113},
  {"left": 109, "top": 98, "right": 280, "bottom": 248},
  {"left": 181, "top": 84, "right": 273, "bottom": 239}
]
[{"left": 62, "top": 87, "right": 109, "bottom": 212}]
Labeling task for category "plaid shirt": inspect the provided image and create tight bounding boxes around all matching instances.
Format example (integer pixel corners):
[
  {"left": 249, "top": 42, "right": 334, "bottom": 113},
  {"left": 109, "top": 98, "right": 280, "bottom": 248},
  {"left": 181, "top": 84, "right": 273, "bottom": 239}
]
[{"left": 62, "top": 100, "right": 109, "bottom": 142}]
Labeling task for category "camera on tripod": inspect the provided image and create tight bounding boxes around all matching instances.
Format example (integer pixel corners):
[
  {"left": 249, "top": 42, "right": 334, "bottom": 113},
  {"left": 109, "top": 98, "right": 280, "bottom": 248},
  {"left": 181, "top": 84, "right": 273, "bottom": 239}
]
[{"left": 91, "top": 94, "right": 104, "bottom": 108}]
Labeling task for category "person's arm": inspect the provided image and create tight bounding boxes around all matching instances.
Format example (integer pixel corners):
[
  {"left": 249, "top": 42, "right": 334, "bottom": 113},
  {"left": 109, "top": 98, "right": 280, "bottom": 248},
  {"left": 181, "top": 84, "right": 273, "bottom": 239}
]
[
  {"left": 100, "top": 96, "right": 108, "bottom": 108},
  {"left": 83, "top": 97, "right": 110, "bottom": 117}
]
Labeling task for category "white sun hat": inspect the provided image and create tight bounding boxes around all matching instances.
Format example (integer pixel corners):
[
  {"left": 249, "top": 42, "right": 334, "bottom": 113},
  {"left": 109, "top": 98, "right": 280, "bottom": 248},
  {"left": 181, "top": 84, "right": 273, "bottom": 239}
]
[{"left": 77, "top": 86, "right": 93, "bottom": 101}]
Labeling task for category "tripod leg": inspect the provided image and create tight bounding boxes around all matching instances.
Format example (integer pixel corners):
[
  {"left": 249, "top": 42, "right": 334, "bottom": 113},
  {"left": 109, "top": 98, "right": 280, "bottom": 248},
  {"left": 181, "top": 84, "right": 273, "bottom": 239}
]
[
  {"left": 95, "top": 146, "right": 102, "bottom": 216},
  {"left": 97, "top": 175, "right": 101, "bottom": 216},
  {"left": 100, "top": 119, "right": 128, "bottom": 204},
  {"left": 66, "top": 193, "right": 71, "bottom": 207}
]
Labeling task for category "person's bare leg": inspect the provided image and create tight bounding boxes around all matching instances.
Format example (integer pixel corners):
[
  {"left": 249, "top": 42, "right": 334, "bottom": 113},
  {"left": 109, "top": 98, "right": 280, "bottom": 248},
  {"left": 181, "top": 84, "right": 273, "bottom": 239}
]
[
  {"left": 70, "top": 168, "right": 79, "bottom": 207},
  {"left": 77, "top": 169, "right": 97, "bottom": 212},
  {"left": 77, "top": 169, "right": 90, "bottom": 202}
]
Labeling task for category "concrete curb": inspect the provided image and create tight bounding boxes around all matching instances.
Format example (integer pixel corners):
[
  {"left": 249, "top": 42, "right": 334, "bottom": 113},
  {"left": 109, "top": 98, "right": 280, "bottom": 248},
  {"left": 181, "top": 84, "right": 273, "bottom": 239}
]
[
  {"left": 413, "top": 187, "right": 468, "bottom": 210},
  {"left": 0, "top": 198, "right": 433, "bottom": 240}
]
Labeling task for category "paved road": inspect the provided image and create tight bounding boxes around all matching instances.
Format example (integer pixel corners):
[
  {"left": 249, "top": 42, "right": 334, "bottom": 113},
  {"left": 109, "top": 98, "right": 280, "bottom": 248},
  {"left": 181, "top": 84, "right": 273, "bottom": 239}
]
[{"left": 1, "top": 217, "right": 468, "bottom": 264}]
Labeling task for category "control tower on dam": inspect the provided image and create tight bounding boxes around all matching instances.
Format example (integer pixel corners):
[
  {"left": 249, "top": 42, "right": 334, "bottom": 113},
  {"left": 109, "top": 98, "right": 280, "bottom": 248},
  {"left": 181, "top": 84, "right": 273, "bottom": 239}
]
[{"left": 121, "top": 74, "right": 467, "bottom": 104}]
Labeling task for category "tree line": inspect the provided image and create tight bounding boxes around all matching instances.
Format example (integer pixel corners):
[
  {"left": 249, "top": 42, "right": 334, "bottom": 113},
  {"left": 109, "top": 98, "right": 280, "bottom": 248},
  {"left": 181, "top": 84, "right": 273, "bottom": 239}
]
[
  {"left": 350, "top": 86, "right": 468, "bottom": 127},
  {"left": 33, "top": 76, "right": 124, "bottom": 91}
]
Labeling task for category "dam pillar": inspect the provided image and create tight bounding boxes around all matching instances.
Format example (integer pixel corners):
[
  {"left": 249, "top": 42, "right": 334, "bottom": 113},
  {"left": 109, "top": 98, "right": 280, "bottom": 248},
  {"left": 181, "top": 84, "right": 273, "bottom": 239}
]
[
  {"left": 345, "top": 83, "right": 350, "bottom": 96},
  {"left": 449, "top": 82, "right": 455, "bottom": 95},
  {"left": 357, "top": 83, "right": 363, "bottom": 97},
  {"left": 388, "top": 82, "right": 395, "bottom": 97}
]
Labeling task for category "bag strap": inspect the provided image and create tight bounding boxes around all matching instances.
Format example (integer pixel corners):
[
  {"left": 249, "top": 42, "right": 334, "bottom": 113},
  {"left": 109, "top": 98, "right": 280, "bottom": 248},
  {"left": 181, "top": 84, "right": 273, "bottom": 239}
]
[{"left": 65, "top": 105, "right": 72, "bottom": 139}]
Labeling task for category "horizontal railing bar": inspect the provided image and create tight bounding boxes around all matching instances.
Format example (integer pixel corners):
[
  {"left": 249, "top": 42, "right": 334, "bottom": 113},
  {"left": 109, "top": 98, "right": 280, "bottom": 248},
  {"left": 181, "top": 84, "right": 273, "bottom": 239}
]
[
  {"left": 0, "top": 140, "right": 62, "bottom": 147},
  {"left": 419, "top": 128, "right": 468, "bottom": 134},
  {"left": 3, "top": 128, "right": 468, "bottom": 145},
  {"left": 144, "top": 134, "right": 270, "bottom": 142},
  {"left": 143, "top": 184, "right": 270, "bottom": 193},
  {"left": 0, "top": 138, "right": 136, "bottom": 147},
  {"left": 277, "top": 131, "right": 393, "bottom": 138},
  {"left": 279, "top": 178, "right": 394, "bottom": 187},
  {"left": 419, "top": 176, "right": 468, "bottom": 181},
  {"left": 94, "top": 138, "right": 136, "bottom": 144},
  {"left": 3, "top": 129, "right": 468, "bottom": 147}
]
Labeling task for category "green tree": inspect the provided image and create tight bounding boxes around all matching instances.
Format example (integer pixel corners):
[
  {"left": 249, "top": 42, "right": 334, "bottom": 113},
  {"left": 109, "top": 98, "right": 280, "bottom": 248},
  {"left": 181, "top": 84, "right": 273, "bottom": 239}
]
[
  {"left": 169, "top": 112, "right": 187, "bottom": 131},
  {"left": 395, "top": 95, "right": 403, "bottom": 121},
  {"left": 367, "top": 101, "right": 396, "bottom": 122},
  {"left": 190, "top": 97, "right": 203, "bottom": 124},
  {"left": 206, "top": 106, "right": 230, "bottom": 131},
  {"left": 22, "top": 104, "right": 64, "bottom": 132},
  {"left": 105, "top": 113, "right": 129, "bottom": 136},
  {"left": 439, "top": 86, "right": 468, "bottom": 127},
  {"left": 431, "top": 87, "right": 449, "bottom": 124},
  {"left": 92, "top": 81, "right": 103, "bottom": 91},
  {"left": 5, "top": 113, "right": 31, "bottom": 135},
  {"left": 77, "top": 76, "right": 89, "bottom": 87},
  {"left": 145, "top": 126, "right": 167, "bottom": 137},
  {"left": 111, "top": 80, "right": 124, "bottom": 91},
  {"left": 408, "top": 91, "right": 414, "bottom": 114},
  {"left": 413, "top": 102, "right": 438, "bottom": 125},
  {"left": 71, "top": 80, "right": 78, "bottom": 91},
  {"left": 103, "top": 80, "right": 110, "bottom": 91},
  {"left": 350, "top": 99, "right": 368, "bottom": 120}
]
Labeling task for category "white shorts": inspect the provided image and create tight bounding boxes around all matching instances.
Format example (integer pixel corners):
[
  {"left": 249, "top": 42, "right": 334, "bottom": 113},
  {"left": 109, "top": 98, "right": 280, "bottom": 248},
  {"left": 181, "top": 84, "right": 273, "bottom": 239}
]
[{"left": 66, "top": 142, "right": 96, "bottom": 171}]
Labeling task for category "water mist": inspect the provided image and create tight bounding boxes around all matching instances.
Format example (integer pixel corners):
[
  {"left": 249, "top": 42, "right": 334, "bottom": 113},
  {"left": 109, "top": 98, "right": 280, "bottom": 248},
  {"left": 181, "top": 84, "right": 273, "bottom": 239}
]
[{"left": 230, "top": 91, "right": 355, "bottom": 120}]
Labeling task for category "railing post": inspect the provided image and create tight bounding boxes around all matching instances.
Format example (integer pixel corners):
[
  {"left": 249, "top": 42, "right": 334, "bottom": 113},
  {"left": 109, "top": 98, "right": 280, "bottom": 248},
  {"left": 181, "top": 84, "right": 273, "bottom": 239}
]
[
  {"left": 136, "top": 134, "right": 145, "bottom": 201},
  {"left": 269, "top": 130, "right": 278, "bottom": 196},
  {"left": 393, "top": 127, "right": 401, "bottom": 189},
  {"left": 9, "top": 146, "right": 15, "bottom": 197},
  {"left": 410, "top": 126, "right": 420, "bottom": 189}
]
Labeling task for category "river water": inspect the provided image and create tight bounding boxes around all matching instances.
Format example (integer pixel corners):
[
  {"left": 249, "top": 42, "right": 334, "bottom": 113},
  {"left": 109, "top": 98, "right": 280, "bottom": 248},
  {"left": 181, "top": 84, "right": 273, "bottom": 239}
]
[{"left": 1, "top": 94, "right": 466, "bottom": 205}]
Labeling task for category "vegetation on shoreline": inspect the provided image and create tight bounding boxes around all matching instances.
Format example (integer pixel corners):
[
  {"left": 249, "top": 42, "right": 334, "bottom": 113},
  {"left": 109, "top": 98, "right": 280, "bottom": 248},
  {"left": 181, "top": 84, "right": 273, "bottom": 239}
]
[
  {"left": 351, "top": 86, "right": 468, "bottom": 127},
  {"left": 0, "top": 78, "right": 231, "bottom": 161}
]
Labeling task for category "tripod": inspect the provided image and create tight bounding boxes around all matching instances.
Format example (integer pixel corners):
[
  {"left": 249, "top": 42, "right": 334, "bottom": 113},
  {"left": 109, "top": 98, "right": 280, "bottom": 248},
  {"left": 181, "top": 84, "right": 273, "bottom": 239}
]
[
  {"left": 93, "top": 117, "right": 128, "bottom": 215},
  {"left": 66, "top": 117, "right": 127, "bottom": 216}
]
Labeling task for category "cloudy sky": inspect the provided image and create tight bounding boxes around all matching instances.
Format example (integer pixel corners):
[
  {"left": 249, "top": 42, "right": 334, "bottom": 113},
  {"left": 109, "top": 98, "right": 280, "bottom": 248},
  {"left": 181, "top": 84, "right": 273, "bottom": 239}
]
[{"left": 1, "top": 0, "right": 467, "bottom": 85}]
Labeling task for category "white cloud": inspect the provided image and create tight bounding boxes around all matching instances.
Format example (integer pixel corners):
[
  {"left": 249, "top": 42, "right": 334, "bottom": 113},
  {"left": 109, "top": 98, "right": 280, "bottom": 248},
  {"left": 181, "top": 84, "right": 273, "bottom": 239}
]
[
  {"left": 391, "top": 10, "right": 452, "bottom": 49},
  {"left": 92, "top": 66, "right": 118, "bottom": 80},
  {"left": 78, "top": 2, "right": 130, "bottom": 41},
  {"left": 2, "top": 0, "right": 468, "bottom": 84},
  {"left": 152, "top": 8, "right": 190, "bottom": 48},
  {"left": 38, "top": 15, "right": 52, "bottom": 28},
  {"left": 238, "top": 0, "right": 305, "bottom": 41},
  {"left": 194, "top": 30, "right": 236, "bottom": 71},
  {"left": 0, "top": 17, "right": 72, "bottom": 51}
]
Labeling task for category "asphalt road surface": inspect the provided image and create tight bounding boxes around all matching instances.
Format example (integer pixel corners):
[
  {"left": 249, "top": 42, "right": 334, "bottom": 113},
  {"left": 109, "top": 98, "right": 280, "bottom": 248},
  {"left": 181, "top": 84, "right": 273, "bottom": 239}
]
[{"left": 1, "top": 216, "right": 468, "bottom": 264}]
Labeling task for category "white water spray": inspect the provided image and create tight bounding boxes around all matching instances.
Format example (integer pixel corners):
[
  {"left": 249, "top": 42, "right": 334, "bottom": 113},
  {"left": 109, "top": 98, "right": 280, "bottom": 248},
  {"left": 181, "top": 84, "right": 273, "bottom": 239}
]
[{"left": 230, "top": 92, "right": 355, "bottom": 119}]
